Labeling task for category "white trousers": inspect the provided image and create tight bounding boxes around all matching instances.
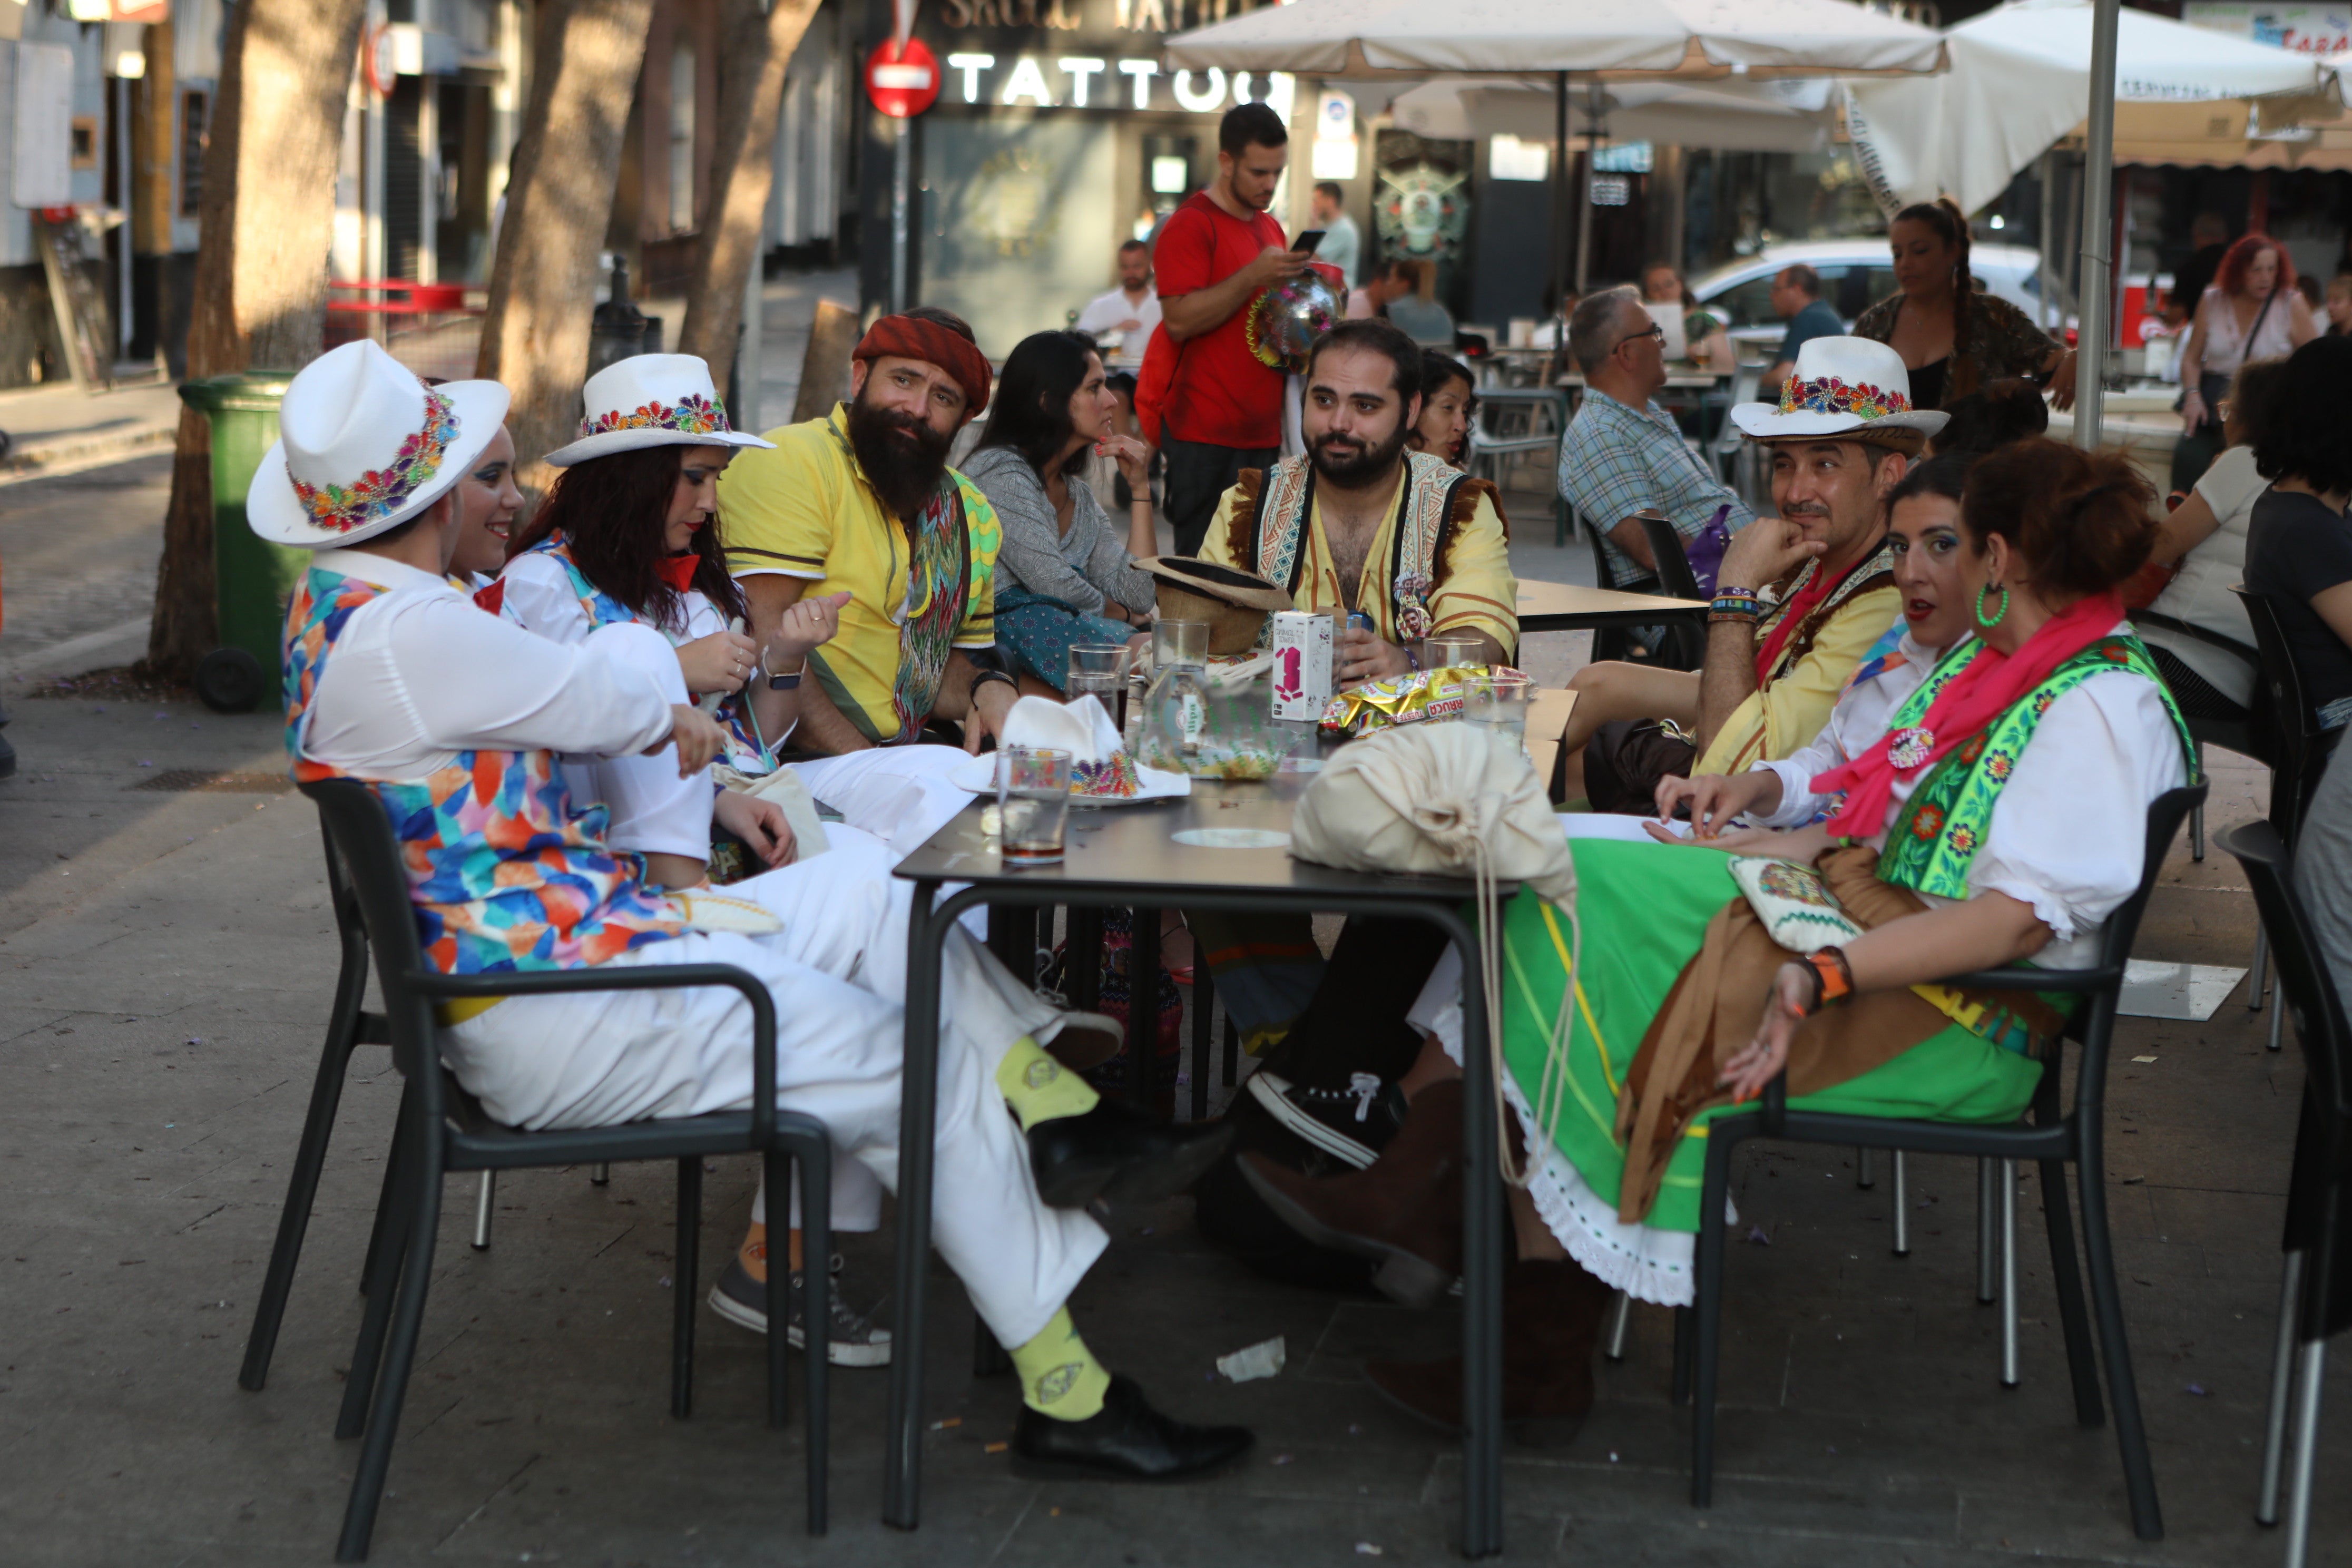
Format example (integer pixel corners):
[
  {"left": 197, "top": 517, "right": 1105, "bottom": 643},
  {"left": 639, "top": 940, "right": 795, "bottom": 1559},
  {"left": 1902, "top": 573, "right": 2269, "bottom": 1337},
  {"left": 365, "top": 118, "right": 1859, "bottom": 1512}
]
[{"left": 444, "top": 828, "right": 1105, "bottom": 1345}]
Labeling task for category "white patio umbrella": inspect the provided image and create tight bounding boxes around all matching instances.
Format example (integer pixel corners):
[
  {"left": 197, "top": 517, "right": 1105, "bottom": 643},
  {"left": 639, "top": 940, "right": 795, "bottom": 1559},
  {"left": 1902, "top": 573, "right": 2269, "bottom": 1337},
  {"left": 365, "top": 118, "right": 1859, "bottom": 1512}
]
[
  {"left": 1167, "top": 0, "right": 1947, "bottom": 303},
  {"left": 1843, "top": 0, "right": 2339, "bottom": 217},
  {"left": 1161, "top": 0, "right": 1948, "bottom": 80},
  {"left": 1390, "top": 75, "right": 1839, "bottom": 155}
]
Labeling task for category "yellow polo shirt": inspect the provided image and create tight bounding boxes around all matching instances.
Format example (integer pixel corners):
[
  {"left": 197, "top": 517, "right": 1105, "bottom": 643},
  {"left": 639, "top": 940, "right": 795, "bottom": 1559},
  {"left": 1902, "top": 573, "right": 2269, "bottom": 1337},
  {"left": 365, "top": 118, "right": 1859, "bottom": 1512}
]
[
  {"left": 1200, "top": 473, "right": 1518, "bottom": 656},
  {"left": 1694, "top": 581, "right": 1902, "bottom": 776},
  {"left": 718, "top": 405, "right": 1000, "bottom": 743}
]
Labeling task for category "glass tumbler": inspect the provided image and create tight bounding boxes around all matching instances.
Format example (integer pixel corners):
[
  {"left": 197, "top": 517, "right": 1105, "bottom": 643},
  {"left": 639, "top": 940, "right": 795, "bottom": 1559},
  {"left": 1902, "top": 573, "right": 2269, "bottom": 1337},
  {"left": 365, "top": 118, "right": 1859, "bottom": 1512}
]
[
  {"left": 1463, "top": 671, "right": 1533, "bottom": 758},
  {"left": 1422, "top": 635, "right": 1485, "bottom": 672},
  {"left": 996, "top": 747, "right": 1073, "bottom": 867},
  {"left": 1067, "top": 642, "right": 1129, "bottom": 723}
]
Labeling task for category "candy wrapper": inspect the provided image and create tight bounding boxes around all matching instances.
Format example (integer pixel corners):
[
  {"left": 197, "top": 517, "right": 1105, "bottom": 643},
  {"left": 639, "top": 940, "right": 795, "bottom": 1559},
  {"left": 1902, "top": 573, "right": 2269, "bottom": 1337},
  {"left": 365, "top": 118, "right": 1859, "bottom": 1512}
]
[{"left": 1319, "top": 665, "right": 1518, "bottom": 736}]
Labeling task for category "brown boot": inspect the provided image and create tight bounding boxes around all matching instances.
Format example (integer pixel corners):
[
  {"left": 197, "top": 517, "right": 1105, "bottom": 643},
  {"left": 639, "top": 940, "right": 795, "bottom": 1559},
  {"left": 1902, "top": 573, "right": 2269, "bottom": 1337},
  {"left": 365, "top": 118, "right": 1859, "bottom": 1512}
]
[
  {"left": 1363, "top": 1257, "right": 1613, "bottom": 1447},
  {"left": 1236, "top": 1079, "right": 1465, "bottom": 1308}
]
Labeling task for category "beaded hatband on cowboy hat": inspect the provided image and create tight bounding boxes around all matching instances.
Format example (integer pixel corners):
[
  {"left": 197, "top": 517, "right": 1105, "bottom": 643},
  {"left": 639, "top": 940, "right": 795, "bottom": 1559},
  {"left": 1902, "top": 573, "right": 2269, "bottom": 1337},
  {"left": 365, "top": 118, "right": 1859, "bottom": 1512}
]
[
  {"left": 541, "top": 354, "right": 777, "bottom": 468},
  {"left": 1730, "top": 335, "right": 1949, "bottom": 449},
  {"left": 248, "top": 339, "right": 512, "bottom": 550}
]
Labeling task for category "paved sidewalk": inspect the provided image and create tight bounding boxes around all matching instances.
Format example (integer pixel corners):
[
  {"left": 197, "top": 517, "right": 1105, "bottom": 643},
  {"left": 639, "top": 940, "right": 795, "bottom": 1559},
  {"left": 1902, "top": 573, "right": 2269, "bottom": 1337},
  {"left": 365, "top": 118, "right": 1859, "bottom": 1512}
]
[{"left": 0, "top": 673, "right": 2343, "bottom": 1565}]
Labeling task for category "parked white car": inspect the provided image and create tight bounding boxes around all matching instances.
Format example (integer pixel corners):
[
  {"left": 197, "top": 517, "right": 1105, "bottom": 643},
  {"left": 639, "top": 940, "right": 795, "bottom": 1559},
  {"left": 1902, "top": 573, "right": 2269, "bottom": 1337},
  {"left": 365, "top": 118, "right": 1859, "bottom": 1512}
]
[{"left": 1690, "top": 239, "right": 2051, "bottom": 353}]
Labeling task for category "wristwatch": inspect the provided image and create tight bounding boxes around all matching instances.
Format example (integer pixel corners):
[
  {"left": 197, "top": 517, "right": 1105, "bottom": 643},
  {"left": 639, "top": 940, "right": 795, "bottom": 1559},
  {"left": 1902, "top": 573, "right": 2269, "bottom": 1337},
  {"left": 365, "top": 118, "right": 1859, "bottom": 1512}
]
[{"left": 764, "top": 649, "right": 805, "bottom": 690}]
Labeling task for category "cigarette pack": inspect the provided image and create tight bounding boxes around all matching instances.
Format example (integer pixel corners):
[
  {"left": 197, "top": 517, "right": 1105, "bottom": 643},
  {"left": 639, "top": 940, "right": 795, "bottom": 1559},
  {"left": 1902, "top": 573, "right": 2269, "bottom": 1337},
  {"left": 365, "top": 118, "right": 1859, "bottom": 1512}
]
[{"left": 1269, "top": 610, "right": 1334, "bottom": 721}]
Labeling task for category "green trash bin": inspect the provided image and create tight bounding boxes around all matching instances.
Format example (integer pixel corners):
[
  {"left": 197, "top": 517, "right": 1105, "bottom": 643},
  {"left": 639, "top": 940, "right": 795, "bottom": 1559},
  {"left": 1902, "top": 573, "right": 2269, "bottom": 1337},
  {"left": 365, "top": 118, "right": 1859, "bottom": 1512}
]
[{"left": 179, "top": 371, "right": 299, "bottom": 713}]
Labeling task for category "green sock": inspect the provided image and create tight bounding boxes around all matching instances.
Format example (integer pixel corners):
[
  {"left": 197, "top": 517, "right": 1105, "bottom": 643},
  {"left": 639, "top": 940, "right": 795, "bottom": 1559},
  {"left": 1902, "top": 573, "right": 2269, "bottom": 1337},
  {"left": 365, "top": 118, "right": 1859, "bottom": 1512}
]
[
  {"left": 994, "top": 1034, "right": 1100, "bottom": 1131},
  {"left": 1010, "top": 1304, "right": 1112, "bottom": 1420}
]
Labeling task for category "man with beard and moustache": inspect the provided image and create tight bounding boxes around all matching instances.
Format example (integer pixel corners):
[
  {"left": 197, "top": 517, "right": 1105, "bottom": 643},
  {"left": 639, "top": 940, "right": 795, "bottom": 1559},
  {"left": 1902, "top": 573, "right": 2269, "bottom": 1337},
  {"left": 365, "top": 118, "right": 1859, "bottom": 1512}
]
[
  {"left": 1555, "top": 334, "right": 1936, "bottom": 813},
  {"left": 716, "top": 308, "right": 1015, "bottom": 852},
  {"left": 1171, "top": 320, "right": 1516, "bottom": 1168},
  {"left": 1199, "top": 318, "right": 1516, "bottom": 682}
]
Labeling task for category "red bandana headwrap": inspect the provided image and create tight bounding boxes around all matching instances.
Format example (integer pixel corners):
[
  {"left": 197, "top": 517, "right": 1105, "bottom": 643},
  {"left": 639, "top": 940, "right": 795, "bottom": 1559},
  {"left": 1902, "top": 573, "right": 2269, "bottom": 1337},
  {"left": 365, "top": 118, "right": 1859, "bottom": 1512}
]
[{"left": 853, "top": 315, "right": 993, "bottom": 420}]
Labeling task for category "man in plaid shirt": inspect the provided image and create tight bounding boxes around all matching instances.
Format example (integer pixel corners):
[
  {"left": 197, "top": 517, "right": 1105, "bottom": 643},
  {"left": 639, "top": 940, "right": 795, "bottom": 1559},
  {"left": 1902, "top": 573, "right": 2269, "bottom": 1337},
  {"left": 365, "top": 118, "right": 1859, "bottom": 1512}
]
[{"left": 1557, "top": 285, "right": 1756, "bottom": 584}]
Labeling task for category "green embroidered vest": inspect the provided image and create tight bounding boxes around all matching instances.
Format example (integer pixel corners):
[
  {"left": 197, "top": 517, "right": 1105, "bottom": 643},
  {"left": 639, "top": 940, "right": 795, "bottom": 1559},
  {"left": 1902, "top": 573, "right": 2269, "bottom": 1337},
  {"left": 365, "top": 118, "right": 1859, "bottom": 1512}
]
[{"left": 1876, "top": 634, "right": 2196, "bottom": 899}]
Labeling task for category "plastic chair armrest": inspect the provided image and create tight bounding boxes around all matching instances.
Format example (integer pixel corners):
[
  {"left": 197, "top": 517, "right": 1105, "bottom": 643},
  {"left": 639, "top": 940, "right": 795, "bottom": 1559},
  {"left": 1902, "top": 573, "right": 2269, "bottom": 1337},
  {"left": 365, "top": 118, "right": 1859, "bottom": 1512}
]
[{"left": 409, "top": 964, "right": 781, "bottom": 1141}]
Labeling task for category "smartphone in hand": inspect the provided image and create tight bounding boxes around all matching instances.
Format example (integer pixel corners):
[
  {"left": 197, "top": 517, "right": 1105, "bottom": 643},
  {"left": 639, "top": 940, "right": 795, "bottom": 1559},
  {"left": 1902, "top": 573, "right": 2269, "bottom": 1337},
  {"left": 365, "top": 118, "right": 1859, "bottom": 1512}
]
[{"left": 1292, "top": 229, "right": 1326, "bottom": 256}]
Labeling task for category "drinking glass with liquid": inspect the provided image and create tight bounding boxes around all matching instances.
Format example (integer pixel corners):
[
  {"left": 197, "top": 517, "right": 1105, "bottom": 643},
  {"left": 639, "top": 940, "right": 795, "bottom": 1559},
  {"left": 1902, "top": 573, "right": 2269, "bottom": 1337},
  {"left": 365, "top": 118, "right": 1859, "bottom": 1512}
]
[
  {"left": 1420, "top": 635, "right": 1485, "bottom": 672},
  {"left": 1463, "top": 671, "right": 1533, "bottom": 758},
  {"left": 996, "top": 746, "right": 1073, "bottom": 866},
  {"left": 1066, "top": 642, "right": 1129, "bottom": 723}
]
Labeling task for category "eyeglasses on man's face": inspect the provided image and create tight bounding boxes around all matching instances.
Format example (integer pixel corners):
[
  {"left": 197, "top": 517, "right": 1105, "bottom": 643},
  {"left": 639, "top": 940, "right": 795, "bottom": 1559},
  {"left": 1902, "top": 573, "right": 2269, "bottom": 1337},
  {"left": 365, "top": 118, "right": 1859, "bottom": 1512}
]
[{"left": 1613, "top": 321, "right": 1665, "bottom": 356}]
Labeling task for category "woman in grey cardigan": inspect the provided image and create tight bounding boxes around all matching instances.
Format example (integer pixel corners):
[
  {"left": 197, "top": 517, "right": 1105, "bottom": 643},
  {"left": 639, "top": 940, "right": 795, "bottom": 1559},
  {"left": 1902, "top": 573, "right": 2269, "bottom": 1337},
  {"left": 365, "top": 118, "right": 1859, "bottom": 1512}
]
[{"left": 963, "top": 330, "right": 1158, "bottom": 691}]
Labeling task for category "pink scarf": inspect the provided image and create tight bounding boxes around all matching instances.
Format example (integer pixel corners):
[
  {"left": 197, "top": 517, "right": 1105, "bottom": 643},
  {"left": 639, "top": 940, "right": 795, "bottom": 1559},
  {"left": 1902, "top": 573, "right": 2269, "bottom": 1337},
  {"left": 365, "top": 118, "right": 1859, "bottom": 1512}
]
[{"left": 1814, "top": 591, "right": 2125, "bottom": 839}]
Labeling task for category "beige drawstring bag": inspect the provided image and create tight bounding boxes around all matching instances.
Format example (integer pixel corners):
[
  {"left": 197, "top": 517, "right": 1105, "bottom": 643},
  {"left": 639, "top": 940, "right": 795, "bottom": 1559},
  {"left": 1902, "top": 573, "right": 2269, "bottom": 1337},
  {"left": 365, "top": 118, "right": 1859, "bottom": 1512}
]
[{"left": 1288, "top": 724, "right": 1582, "bottom": 1185}]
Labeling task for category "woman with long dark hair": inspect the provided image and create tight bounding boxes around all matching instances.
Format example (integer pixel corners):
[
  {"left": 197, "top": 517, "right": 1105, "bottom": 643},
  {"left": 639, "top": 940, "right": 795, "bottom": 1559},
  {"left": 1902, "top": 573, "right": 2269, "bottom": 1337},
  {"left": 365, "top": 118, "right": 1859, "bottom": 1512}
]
[
  {"left": 1853, "top": 198, "right": 2076, "bottom": 413},
  {"left": 962, "top": 330, "right": 1158, "bottom": 691},
  {"left": 501, "top": 355, "right": 841, "bottom": 892}
]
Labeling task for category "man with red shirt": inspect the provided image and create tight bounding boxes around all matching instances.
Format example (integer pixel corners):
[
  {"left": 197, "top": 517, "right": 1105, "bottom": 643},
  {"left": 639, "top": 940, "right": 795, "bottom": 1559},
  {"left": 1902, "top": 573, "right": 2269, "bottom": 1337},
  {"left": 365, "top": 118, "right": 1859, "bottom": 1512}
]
[{"left": 1155, "top": 101, "right": 1310, "bottom": 555}]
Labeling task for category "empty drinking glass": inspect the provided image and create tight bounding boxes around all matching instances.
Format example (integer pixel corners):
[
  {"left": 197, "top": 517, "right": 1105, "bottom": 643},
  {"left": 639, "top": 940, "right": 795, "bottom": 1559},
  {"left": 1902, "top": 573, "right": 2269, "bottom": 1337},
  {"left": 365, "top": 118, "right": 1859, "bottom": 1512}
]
[
  {"left": 1422, "top": 635, "right": 1485, "bottom": 672},
  {"left": 1463, "top": 671, "right": 1533, "bottom": 758},
  {"left": 1067, "top": 643, "right": 1129, "bottom": 720},
  {"left": 996, "top": 747, "right": 1073, "bottom": 867},
  {"left": 1154, "top": 619, "right": 1209, "bottom": 669}
]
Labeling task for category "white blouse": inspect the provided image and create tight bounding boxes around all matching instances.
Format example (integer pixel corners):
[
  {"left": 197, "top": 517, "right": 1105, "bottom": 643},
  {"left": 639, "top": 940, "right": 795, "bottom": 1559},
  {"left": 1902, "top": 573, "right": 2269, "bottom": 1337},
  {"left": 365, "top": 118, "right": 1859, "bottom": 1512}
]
[
  {"left": 1751, "top": 628, "right": 1942, "bottom": 828},
  {"left": 1768, "top": 624, "right": 2187, "bottom": 968},
  {"left": 499, "top": 549, "right": 730, "bottom": 648},
  {"left": 296, "top": 551, "right": 675, "bottom": 779}
]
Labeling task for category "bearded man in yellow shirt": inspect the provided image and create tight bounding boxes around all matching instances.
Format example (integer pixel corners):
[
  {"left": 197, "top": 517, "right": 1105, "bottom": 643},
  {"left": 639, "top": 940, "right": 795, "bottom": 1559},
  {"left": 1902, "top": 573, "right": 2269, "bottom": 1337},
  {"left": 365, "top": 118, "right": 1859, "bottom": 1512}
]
[{"left": 717, "top": 307, "right": 1013, "bottom": 851}]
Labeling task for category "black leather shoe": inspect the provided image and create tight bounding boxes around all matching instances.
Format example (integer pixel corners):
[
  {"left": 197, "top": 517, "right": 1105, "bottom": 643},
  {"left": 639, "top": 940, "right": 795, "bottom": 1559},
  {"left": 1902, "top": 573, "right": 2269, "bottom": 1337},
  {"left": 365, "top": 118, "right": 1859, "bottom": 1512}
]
[
  {"left": 1011, "top": 1374, "right": 1253, "bottom": 1482},
  {"left": 1027, "top": 1100, "right": 1234, "bottom": 1209}
]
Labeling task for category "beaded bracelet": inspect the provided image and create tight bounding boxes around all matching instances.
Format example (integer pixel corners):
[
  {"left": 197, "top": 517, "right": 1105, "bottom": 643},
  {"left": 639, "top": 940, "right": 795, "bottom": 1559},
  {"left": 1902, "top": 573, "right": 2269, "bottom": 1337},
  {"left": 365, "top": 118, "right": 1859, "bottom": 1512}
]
[{"left": 1709, "top": 609, "right": 1760, "bottom": 626}]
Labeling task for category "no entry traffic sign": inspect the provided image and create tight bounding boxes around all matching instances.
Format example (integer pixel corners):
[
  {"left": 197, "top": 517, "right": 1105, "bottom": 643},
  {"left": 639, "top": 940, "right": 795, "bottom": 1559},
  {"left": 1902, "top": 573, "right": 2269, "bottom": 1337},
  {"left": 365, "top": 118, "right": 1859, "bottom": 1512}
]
[{"left": 865, "top": 37, "right": 939, "bottom": 120}]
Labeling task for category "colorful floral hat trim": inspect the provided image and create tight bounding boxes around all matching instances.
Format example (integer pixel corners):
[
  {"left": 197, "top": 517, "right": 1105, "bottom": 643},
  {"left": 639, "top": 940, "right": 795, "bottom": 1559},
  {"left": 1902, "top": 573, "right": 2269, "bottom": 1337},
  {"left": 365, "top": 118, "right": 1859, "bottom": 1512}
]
[
  {"left": 579, "top": 392, "right": 731, "bottom": 441},
  {"left": 291, "top": 385, "right": 458, "bottom": 534},
  {"left": 1777, "top": 374, "right": 1910, "bottom": 422}
]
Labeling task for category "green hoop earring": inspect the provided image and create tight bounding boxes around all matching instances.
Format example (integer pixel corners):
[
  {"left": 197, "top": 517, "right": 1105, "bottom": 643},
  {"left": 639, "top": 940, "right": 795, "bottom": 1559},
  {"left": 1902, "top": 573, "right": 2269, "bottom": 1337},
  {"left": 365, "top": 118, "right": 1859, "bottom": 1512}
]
[{"left": 1975, "top": 583, "right": 2011, "bottom": 630}]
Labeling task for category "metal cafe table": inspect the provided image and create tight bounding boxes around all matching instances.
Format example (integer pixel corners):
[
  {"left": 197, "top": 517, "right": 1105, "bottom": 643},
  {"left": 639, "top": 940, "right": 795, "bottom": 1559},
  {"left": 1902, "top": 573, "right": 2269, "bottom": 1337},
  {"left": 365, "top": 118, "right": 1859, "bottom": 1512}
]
[
  {"left": 885, "top": 756, "right": 1512, "bottom": 1556},
  {"left": 1517, "top": 578, "right": 1709, "bottom": 634}
]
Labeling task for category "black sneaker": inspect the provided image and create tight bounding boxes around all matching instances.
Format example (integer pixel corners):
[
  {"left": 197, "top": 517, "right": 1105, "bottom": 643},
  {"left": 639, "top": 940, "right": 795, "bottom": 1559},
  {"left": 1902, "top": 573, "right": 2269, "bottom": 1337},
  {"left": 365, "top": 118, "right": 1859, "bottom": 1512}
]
[
  {"left": 707, "top": 1252, "right": 892, "bottom": 1367},
  {"left": 1244, "top": 1071, "right": 1407, "bottom": 1170}
]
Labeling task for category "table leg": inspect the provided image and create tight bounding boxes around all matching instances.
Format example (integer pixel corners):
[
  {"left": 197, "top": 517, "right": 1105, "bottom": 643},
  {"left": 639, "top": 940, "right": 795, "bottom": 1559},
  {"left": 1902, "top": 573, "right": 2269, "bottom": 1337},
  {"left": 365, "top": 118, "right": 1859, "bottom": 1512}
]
[
  {"left": 885, "top": 879, "right": 952, "bottom": 1531},
  {"left": 1129, "top": 906, "right": 1162, "bottom": 1113},
  {"left": 1443, "top": 907, "right": 1503, "bottom": 1559},
  {"left": 1067, "top": 907, "right": 1103, "bottom": 1013},
  {"left": 1190, "top": 961, "right": 1216, "bottom": 1123}
]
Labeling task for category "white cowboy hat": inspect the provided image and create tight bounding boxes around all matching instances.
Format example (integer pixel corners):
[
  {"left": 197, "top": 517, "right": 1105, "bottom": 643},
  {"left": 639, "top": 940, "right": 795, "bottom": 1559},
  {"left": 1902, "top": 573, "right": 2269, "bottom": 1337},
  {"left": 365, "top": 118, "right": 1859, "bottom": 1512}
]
[
  {"left": 541, "top": 353, "right": 775, "bottom": 468},
  {"left": 1731, "top": 335, "right": 1949, "bottom": 442},
  {"left": 249, "top": 339, "right": 512, "bottom": 550}
]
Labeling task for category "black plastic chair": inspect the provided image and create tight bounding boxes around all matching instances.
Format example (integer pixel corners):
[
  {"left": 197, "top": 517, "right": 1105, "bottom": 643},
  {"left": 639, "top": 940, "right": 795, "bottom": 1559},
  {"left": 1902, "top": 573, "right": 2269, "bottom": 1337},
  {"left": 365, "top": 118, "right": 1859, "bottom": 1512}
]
[
  {"left": 2217, "top": 819, "right": 2352, "bottom": 1568},
  {"left": 1683, "top": 783, "right": 2205, "bottom": 1543},
  {"left": 293, "top": 778, "right": 833, "bottom": 1561},
  {"left": 2138, "top": 607, "right": 2267, "bottom": 861},
  {"left": 238, "top": 811, "right": 616, "bottom": 1397},
  {"left": 1633, "top": 508, "right": 1708, "bottom": 670},
  {"left": 2234, "top": 589, "right": 2344, "bottom": 1052}
]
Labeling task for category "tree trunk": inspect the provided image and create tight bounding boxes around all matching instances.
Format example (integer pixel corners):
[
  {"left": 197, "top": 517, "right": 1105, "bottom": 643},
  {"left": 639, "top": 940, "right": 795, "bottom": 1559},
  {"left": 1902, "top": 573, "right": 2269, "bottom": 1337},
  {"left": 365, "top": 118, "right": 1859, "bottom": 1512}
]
[
  {"left": 142, "top": 0, "right": 369, "bottom": 680},
  {"left": 675, "top": 0, "right": 824, "bottom": 400},
  {"left": 475, "top": 0, "right": 659, "bottom": 497}
]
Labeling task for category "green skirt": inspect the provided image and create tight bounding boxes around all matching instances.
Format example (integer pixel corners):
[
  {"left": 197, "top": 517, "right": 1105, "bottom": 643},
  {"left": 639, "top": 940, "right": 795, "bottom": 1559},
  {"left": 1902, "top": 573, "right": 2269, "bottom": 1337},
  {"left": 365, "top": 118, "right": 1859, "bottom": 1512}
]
[{"left": 1497, "top": 838, "right": 2045, "bottom": 1237}]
